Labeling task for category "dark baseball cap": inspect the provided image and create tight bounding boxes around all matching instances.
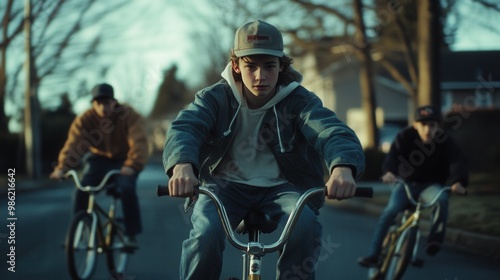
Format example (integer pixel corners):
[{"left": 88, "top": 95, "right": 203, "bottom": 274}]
[
  {"left": 91, "top": 83, "right": 114, "bottom": 101},
  {"left": 415, "top": 105, "right": 441, "bottom": 122}
]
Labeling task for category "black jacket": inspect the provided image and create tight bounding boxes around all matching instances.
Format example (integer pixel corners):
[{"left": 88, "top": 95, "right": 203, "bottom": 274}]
[{"left": 383, "top": 126, "right": 468, "bottom": 186}]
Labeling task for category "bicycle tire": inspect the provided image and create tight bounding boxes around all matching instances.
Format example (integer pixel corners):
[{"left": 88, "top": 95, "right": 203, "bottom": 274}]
[
  {"left": 66, "top": 212, "right": 98, "bottom": 280},
  {"left": 106, "top": 219, "right": 128, "bottom": 275},
  {"left": 385, "top": 226, "right": 417, "bottom": 280}
]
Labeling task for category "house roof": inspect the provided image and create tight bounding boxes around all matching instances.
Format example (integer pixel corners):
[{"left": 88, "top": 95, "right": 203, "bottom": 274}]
[
  {"left": 441, "top": 50, "right": 499, "bottom": 82},
  {"left": 296, "top": 34, "right": 500, "bottom": 92}
]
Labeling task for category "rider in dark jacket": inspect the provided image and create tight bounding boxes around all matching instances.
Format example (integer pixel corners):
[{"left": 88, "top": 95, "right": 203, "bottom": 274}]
[{"left": 358, "top": 105, "right": 468, "bottom": 267}]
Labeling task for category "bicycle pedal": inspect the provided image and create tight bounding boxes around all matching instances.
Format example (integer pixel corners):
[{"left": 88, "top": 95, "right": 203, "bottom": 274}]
[{"left": 411, "top": 258, "right": 425, "bottom": 267}]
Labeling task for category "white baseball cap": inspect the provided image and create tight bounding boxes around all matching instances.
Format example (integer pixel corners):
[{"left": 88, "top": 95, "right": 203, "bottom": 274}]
[{"left": 233, "top": 20, "right": 284, "bottom": 58}]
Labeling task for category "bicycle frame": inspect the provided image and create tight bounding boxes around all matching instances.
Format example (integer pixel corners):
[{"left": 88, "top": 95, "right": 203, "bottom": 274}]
[
  {"left": 376, "top": 180, "right": 451, "bottom": 279},
  {"left": 379, "top": 209, "right": 418, "bottom": 273},
  {"left": 66, "top": 170, "right": 125, "bottom": 251},
  {"left": 64, "top": 169, "right": 130, "bottom": 279},
  {"left": 158, "top": 185, "right": 372, "bottom": 280},
  {"left": 88, "top": 196, "right": 127, "bottom": 252}
]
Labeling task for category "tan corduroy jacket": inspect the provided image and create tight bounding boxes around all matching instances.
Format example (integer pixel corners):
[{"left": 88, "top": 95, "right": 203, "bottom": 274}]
[{"left": 56, "top": 104, "right": 149, "bottom": 171}]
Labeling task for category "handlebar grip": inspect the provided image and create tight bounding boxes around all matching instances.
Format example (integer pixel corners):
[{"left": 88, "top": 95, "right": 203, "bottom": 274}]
[
  {"left": 354, "top": 187, "right": 373, "bottom": 198},
  {"left": 157, "top": 185, "right": 169, "bottom": 197}
]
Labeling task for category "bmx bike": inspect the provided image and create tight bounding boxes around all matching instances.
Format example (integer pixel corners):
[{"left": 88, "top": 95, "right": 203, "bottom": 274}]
[
  {"left": 64, "top": 169, "right": 134, "bottom": 280},
  {"left": 158, "top": 185, "right": 373, "bottom": 280},
  {"left": 368, "top": 180, "right": 461, "bottom": 280}
]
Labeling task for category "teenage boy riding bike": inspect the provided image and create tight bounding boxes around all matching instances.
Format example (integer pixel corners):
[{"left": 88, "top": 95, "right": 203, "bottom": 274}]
[
  {"left": 50, "top": 83, "right": 149, "bottom": 248},
  {"left": 163, "top": 20, "right": 365, "bottom": 280},
  {"left": 358, "top": 105, "right": 468, "bottom": 267}
]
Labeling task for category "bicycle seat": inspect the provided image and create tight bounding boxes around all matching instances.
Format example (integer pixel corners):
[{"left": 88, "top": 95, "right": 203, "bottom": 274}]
[{"left": 236, "top": 210, "right": 278, "bottom": 234}]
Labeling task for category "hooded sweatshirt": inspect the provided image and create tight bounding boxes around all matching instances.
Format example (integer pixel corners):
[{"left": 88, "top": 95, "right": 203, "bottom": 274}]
[
  {"left": 213, "top": 64, "right": 302, "bottom": 187},
  {"left": 163, "top": 62, "right": 365, "bottom": 198}
]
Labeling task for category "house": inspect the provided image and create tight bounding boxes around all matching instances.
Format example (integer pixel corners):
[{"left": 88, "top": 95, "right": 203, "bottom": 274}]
[
  {"left": 440, "top": 51, "right": 500, "bottom": 112},
  {"left": 294, "top": 46, "right": 500, "bottom": 150}
]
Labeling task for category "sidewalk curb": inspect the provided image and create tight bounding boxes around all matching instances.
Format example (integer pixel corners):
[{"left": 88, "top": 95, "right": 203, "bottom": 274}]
[{"left": 328, "top": 198, "right": 500, "bottom": 260}]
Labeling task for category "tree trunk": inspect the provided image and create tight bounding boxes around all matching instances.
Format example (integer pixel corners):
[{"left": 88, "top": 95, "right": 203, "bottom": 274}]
[
  {"left": 417, "top": 0, "right": 441, "bottom": 110},
  {"left": 0, "top": 0, "right": 14, "bottom": 133},
  {"left": 353, "top": 0, "right": 379, "bottom": 149}
]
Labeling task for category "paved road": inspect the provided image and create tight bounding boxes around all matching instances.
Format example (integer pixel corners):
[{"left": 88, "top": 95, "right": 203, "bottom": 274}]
[{"left": 1, "top": 162, "right": 499, "bottom": 279}]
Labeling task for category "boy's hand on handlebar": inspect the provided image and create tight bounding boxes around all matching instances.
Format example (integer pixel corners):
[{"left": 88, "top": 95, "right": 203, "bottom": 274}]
[
  {"left": 451, "top": 182, "right": 467, "bottom": 195},
  {"left": 121, "top": 166, "right": 136, "bottom": 176},
  {"left": 49, "top": 169, "right": 64, "bottom": 180},
  {"left": 381, "top": 172, "right": 397, "bottom": 184},
  {"left": 325, "top": 167, "right": 356, "bottom": 200},
  {"left": 169, "top": 163, "right": 199, "bottom": 198}
]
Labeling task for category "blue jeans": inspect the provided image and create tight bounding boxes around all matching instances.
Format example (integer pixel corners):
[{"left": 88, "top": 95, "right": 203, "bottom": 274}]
[
  {"left": 368, "top": 182, "right": 449, "bottom": 257},
  {"left": 74, "top": 154, "right": 142, "bottom": 236},
  {"left": 180, "top": 180, "right": 323, "bottom": 280}
]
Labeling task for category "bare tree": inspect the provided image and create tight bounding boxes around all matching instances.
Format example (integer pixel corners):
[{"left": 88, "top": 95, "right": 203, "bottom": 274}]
[
  {"left": 1, "top": 0, "right": 27, "bottom": 132},
  {"left": 369, "top": 0, "right": 450, "bottom": 122},
  {"left": 0, "top": 0, "right": 129, "bottom": 133},
  {"left": 353, "top": 0, "right": 379, "bottom": 149},
  {"left": 472, "top": 0, "right": 500, "bottom": 12}
]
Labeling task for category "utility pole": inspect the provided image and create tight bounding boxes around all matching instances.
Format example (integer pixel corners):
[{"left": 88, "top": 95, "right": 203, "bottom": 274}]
[{"left": 24, "top": 0, "right": 41, "bottom": 179}]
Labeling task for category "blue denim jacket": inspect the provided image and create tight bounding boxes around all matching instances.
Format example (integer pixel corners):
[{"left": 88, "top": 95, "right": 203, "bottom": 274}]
[{"left": 163, "top": 80, "right": 365, "bottom": 193}]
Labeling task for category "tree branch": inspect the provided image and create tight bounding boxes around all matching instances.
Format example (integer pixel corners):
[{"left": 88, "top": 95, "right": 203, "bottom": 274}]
[
  {"left": 378, "top": 58, "right": 415, "bottom": 98},
  {"left": 37, "top": 0, "right": 96, "bottom": 80},
  {"left": 394, "top": 14, "right": 417, "bottom": 85},
  {"left": 472, "top": 0, "right": 500, "bottom": 12},
  {"left": 290, "top": 0, "right": 353, "bottom": 25}
]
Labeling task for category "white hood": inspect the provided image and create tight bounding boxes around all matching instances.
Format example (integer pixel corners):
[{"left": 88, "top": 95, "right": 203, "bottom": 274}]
[{"left": 219, "top": 62, "right": 303, "bottom": 153}]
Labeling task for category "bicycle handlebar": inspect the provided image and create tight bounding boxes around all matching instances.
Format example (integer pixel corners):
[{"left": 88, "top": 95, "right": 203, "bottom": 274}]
[
  {"left": 64, "top": 169, "right": 121, "bottom": 193},
  {"left": 157, "top": 185, "right": 372, "bottom": 254},
  {"left": 156, "top": 185, "right": 373, "bottom": 198},
  {"left": 394, "top": 179, "right": 454, "bottom": 208}
]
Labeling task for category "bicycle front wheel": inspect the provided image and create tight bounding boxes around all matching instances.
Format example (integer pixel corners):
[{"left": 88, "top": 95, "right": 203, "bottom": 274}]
[
  {"left": 106, "top": 221, "right": 128, "bottom": 275},
  {"left": 385, "top": 226, "right": 417, "bottom": 280},
  {"left": 66, "top": 212, "right": 98, "bottom": 280}
]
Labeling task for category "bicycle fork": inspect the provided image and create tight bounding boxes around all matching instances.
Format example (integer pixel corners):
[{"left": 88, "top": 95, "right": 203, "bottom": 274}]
[
  {"left": 381, "top": 212, "right": 417, "bottom": 273},
  {"left": 243, "top": 253, "right": 262, "bottom": 280},
  {"left": 243, "top": 231, "right": 264, "bottom": 280},
  {"left": 105, "top": 199, "right": 116, "bottom": 246},
  {"left": 85, "top": 194, "right": 100, "bottom": 253}
]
